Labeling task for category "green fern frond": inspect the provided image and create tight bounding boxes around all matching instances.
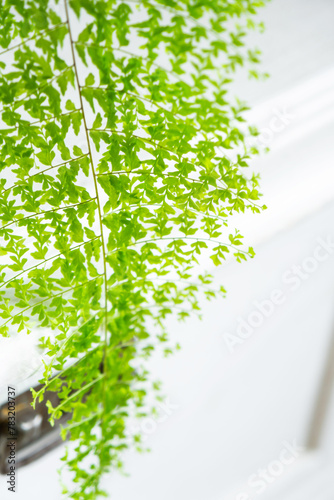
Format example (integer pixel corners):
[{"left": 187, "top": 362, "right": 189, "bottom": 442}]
[{"left": 0, "top": 0, "right": 268, "bottom": 497}]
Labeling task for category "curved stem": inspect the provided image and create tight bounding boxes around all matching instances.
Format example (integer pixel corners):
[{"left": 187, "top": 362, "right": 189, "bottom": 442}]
[
  {"left": 1, "top": 154, "right": 89, "bottom": 195},
  {"left": 0, "top": 23, "right": 67, "bottom": 57},
  {"left": 0, "top": 276, "right": 102, "bottom": 329},
  {"left": 0, "top": 236, "right": 101, "bottom": 290},
  {"left": 0, "top": 198, "right": 97, "bottom": 231}
]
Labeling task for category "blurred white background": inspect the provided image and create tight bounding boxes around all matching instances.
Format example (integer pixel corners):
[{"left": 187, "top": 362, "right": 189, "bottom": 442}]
[{"left": 1, "top": 0, "right": 334, "bottom": 498}]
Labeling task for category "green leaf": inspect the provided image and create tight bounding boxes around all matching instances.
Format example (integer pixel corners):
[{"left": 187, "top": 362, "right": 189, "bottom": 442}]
[
  {"left": 36, "top": 150, "right": 56, "bottom": 166},
  {"left": 65, "top": 100, "right": 76, "bottom": 111},
  {"left": 92, "top": 112, "right": 102, "bottom": 129},
  {"left": 73, "top": 145, "right": 84, "bottom": 156},
  {"left": 85, "top": 73, "right": 95, "bottom": 86}
]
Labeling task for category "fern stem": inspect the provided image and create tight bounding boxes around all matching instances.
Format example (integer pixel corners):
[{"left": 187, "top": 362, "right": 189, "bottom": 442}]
[
  {"left": 0, "top": 66, "right": 75, "bottom": 115},
  {"left": 61, "top": 411, "right": 103, "bottom": 435},
  {"left": 35, "top": 335, "right": 103, "bottom": 399},
  {"left": 75, "top": 43, "right": 184, "bottom": 82},
  {"left": 92, "top": 198, "right": 229, "bottom": 224},
  {"left": 113, "top": 0, "right": 232, "bottom": 41},
  {"left": 0, "top": 276, "right": 102, "bottom": 329},
  {"left": 42, "top": 338, "right": 136, "bottom": 399},
  {"left": 55, "top": 379, "right": 131, "bottom": 413},
  {"left": 0, "top": 23, "right": 67, "bottom": 57},
  {"left": 1, "top": 154, "right": 90, "bottom": 195},
  {"left": 0, "top": 236, "right": 101, "bottom": 290},
  {"left": 29, "top": 108, "right": 82, "bottom": 127},
  {"left": 0, "top": 198, "right": 97, "bottom": 231},
  {"left": 53, "top": 373, "right": 105, "bottom": 412},
  {"left": 107, "top": 235, "right": 250, "bottom": 255},
  {"left": 97, "top": 168, "right": 261, "bottom": 209},
  {"left": 107, "top": 202, "right": 228, "bottom": 223},
  {"left": 65, "top": 0, "right": 110, "bottom": 453}
]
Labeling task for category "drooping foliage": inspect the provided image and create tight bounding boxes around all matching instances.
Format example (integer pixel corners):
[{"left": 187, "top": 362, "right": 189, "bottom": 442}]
[{"left": 0, "top": 0, "right": 267, "bottom": 497}]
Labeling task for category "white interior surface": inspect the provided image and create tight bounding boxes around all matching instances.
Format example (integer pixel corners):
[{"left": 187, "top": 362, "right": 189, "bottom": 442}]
[{"left": 1, "top": 0, "right": 334, "bottom": 498}]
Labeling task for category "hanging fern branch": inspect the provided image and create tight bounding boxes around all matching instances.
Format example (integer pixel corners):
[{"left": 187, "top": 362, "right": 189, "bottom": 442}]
[{"left": 0, "top": 0, "right": 268, "bottom": 497}]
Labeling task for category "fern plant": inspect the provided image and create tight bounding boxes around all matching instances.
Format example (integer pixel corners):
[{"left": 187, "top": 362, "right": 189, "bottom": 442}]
[{"left": 0, "top": 0, "right": 268, "bottom": 497}]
